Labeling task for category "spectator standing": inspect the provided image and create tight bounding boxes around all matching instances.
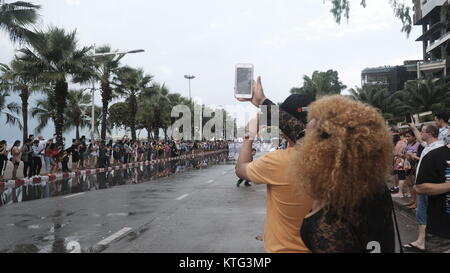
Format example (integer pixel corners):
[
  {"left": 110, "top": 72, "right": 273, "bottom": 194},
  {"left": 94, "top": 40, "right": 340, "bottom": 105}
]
[
  {"left": 435, "top": 112, "right": 450, "bottom": 145},
  {"left": 0, "top": 140, "right": 8, "bottom": 181},
  {"left": 10, "top": 140, "right": 22, "bottom": 180},
  {"left": 43, "top": 139, "right": 54, "bottom": 175},
  {"left": 292, "top": 95, "right": 395, "bottom": 253},
  {"left": 402, "top": 131, "right": 420, "bottom": 209},
  {"left": 404, "top": 123, "right": 445, "bottom": 252},
  {"left": 236, "top": 77, "right": 314, "bottom": 253},
  {"left": 31, "top": 140, "right": 42, "bottom": 176},
  {"left": 413, "top": 143, "right": 450, "bottom": 253},
  {"left": 21, "top": 139, "right": 33, "bottom": 178}
]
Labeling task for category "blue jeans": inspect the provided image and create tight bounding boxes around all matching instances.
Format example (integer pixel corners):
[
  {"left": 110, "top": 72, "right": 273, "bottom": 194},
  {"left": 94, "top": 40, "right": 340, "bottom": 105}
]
[
  {"left": 416, "top": 194, "right": 428, "bottom": 225},
  {"left": 43, "top": 156, "right": 51, "bottom": 173}
]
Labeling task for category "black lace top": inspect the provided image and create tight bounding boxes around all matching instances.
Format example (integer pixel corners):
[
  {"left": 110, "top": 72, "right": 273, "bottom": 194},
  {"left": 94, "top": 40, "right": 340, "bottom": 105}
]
[{"left": 300, "top": 186, "right": 395, "bottom": 253}]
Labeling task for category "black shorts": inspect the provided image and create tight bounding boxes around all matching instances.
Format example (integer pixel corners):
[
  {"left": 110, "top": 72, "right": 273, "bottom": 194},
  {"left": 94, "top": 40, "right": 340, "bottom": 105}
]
[
  {"left": 406, "top": 169, "right": 415, "bottom": 177},
  {"left": 397, "top": 170, "right": 406, "bottom": 180}
]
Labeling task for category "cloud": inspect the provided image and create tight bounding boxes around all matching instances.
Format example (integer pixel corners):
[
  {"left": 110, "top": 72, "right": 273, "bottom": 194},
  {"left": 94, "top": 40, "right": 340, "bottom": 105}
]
[{"left": 66, "top": 0, "right": 81, "bottom": 6}]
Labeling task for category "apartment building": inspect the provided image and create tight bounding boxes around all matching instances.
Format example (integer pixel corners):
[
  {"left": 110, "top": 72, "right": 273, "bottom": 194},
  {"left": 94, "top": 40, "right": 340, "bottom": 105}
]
[{"left": 413, "top": 0, "right": 450, "bottom": 78}]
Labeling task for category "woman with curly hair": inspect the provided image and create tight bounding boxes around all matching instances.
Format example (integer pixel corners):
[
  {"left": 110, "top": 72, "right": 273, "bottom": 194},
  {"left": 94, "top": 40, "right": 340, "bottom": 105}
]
[{"left": 290, "top": 95, "right": 396, "bottom": 253}]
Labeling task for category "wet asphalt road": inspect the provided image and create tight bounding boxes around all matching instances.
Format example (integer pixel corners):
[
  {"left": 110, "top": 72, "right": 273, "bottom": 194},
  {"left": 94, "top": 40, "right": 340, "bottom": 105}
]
[
  {"left": 0, "top": 156, "right": 420, "bottom": 253},
  {"left": 0, "top": 161, "right": 267, "bottom": 253}
]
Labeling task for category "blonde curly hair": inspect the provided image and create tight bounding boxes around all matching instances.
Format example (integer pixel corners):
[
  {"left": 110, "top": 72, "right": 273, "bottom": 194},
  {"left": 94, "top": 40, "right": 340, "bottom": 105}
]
[{"left": 290, "top": 95, "right": 392, "bottom": 220}]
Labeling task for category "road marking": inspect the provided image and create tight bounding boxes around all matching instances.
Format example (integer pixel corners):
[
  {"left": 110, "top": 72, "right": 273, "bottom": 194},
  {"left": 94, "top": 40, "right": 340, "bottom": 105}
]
[
  {"left": 97, "top": 227, "right": 132, "bottom": 246},
  {"left": 222, "top": 171, "right": 227, "bottom": 175},
  {"left": 176, "top": 194, "right": 189, "bottom": 200},
  {"left": 63, "top": 193, "right": 86, "bottom": 199},
  {"left": 206, "top": 180, "right": 215, "bottom": 184}
]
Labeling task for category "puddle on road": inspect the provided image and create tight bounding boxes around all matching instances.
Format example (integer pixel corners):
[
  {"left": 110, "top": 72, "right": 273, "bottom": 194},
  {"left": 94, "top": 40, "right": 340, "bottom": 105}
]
[{"left": 0, "top": 152, "right": 230, "bottom": 207}]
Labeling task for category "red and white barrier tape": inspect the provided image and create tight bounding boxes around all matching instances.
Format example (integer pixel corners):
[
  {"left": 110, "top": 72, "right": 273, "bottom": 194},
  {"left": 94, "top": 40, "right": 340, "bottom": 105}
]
[{"left": 0, "top": 150, "right": 227, "bottom": 190}]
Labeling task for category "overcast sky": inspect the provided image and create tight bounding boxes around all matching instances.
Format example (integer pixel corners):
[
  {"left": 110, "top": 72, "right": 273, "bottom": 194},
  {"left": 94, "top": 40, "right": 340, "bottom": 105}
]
[{"left": 0, "top": 0, "right": 422, "bottom": 143}]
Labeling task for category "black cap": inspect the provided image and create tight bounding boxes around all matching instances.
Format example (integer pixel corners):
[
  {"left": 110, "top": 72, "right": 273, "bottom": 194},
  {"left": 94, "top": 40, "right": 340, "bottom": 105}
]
[{"left": 280, "top": 94, "right": 314, "bottom": 123}]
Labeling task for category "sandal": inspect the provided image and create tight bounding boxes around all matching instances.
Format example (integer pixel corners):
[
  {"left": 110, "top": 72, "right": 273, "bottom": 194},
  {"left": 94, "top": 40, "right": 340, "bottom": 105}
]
[{"left": 403, "top": 243, "right": 427, "bottom": 253}]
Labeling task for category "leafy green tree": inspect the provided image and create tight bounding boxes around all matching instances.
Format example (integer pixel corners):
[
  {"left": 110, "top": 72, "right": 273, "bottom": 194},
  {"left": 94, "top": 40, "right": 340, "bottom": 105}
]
[
  {"left": 0, "top": 89, "right": 21, "bottom": 129},
  {"left": 17, "top": 27, "right": 92, "bottom": 145},
  {"left": 327, "top": 0, "right": 412, "bottom": 36},
  {"left": 291, "top": 70, "right": 347, "bottom": 100},
  {"left": 0, "top": 1, "right": 40, "bottom": 43},
  {"left": 107, "top": 101, "right": 132, "bottom": 131}
]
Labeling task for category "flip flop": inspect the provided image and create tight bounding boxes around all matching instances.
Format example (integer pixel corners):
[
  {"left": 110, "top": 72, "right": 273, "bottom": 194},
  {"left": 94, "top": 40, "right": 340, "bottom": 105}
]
[{"left": 403, "top": 243, "right": 427, "bottom": 253}]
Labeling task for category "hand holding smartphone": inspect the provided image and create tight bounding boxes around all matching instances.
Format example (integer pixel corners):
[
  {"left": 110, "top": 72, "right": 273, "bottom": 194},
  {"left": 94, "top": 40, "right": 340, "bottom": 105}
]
[{"left": 235, "top": 63, "right": 254, "bottom": 99}]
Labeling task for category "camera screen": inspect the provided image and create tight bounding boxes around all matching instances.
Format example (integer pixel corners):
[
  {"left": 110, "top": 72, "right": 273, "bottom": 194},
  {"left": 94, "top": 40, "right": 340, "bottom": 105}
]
[{"left": 236, "top": 67, "right": 252, "bottom": 95}]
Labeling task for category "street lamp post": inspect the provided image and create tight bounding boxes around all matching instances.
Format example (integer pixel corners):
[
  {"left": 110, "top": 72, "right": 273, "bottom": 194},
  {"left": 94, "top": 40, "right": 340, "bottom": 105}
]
[
  {"left": 89, "top": 47, "right": 145, "bottom": 141},
  {"left": 184, "top": 75, "right": 195, "bottom": 100}
]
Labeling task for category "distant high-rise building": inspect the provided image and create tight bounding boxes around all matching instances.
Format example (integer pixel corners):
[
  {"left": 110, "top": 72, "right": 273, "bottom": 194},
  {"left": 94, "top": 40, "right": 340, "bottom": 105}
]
[{"left": 413, "top": 0, "right": 450, "bottom": 78}]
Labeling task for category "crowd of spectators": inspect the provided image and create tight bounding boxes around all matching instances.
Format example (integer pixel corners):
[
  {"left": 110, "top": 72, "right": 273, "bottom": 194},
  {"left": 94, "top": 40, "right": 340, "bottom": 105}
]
[{"left": 0, "top": 133, "right": 228, "bottom": 181}]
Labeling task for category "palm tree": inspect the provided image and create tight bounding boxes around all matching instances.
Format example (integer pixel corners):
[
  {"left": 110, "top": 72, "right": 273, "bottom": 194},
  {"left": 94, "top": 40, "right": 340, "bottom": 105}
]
[
  {"left": 397, "top": 76, "right": 450, "bottom": 115},
  {"left": 17, "top": 27, "right": 92, "bottom": 145},
  {"left": 0, "top": 57, "right": 43, "bottom": 143},
  {"left": 65, "top": 89, "right": 92, "bottom": 140},
  {"left": 0, "top": 1, "right": 40, "bottom": 43},
  {"left": 78, "top": 45, "right": 124, "bottom": 141},
  {"left": 291, "top": 70, "right": 347, "bottom": 100},
  {"left": 114, "top": 66, "right": 153, "bottom": 141},
  {"left": 137, "top": 83, "right": 171, "bottom": 140},
  {"left": 30, "top": 91, "right": 56, "bottom": 134},
  {"left": 349, "top": 85, "right": 406, "bottom": 121},
  {"left": 0, "top": 89, "right": 22, "bottom": 129}
]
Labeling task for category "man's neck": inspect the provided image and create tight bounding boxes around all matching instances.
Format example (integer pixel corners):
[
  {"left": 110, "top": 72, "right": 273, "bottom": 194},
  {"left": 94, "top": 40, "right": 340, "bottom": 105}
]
[{"left": 427, "top": 138, "right": 439, "bottom": 146}]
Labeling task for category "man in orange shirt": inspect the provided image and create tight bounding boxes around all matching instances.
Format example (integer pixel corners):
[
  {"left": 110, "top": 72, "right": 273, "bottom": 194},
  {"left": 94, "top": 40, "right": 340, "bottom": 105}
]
[{"left": 235, "top": 77, "right": 313, "bottom": 253}]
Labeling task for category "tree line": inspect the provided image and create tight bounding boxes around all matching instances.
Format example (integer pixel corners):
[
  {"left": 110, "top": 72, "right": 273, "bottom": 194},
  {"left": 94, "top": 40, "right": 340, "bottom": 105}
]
[
  {"left": 291, "top": 69, "right": 450, "bottom": 124},
  {"left": 0, "top": 1, "right": 233, "bottom": 144}
]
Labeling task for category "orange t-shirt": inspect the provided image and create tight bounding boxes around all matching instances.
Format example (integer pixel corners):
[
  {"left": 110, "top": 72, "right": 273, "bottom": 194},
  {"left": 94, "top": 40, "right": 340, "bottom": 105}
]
[{"left": 246, "top": 147, "right": 312, "bottom": 253}]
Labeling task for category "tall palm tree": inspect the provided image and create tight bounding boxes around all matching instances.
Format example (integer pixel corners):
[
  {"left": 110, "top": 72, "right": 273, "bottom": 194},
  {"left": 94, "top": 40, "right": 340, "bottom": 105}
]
[
  {"left": 0, "top": 1, "right": 40, "bottom": 43},
  {"left": 114, "top": 66, "right": 153, "bottom": 141},
  {"left": 65, "top": 89, "right": 91, "bottom": 140},
  {"left": 0, "top": 89, "right": 22, "bottom": 129},
  {"left": 77, "top": 45, "right": 124, "bottom": 141},
  {"left": 0, "top": 57, "right": 43, "bottom": 143},
  {"left": 17, "top": 27, "right": 92, "bottom": 145},
  {"left": 291, "top": 70, "right": 347, "bottom": 100}
]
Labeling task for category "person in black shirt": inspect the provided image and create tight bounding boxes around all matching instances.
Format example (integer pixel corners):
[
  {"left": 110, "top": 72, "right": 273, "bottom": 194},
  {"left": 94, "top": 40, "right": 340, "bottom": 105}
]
[{"left": 414, "top": 144, "right": 450, "bottom": 253}]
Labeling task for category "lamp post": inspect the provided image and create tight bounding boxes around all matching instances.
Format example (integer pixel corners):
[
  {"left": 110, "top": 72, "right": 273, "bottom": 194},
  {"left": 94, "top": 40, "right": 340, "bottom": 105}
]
[
  {"left": 89, "top": 47, "right": 145, "bottom": 141},
  {"left": 184, "top": 75, "right": 195, "bottom": 101}
]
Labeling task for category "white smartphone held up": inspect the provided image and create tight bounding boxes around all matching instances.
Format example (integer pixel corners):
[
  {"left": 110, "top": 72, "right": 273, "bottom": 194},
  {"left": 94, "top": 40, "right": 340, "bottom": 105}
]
[{"left": 235, "top": 63, "right": 254, "bottom": 99}]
